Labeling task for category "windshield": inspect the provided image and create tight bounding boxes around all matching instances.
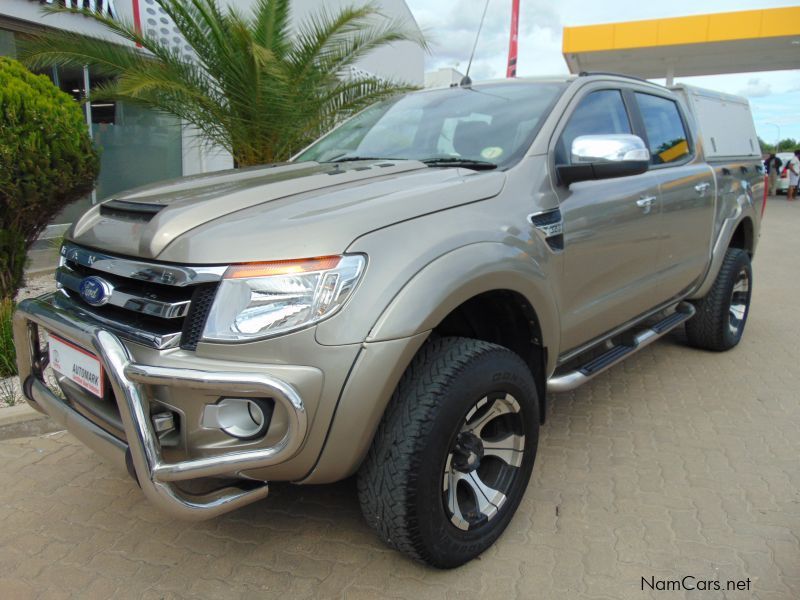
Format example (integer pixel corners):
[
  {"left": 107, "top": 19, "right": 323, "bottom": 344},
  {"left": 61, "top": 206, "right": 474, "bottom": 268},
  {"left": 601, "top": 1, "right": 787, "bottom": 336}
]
[{"left": 294, "top": 82, "right": 566, "bottom": 169}]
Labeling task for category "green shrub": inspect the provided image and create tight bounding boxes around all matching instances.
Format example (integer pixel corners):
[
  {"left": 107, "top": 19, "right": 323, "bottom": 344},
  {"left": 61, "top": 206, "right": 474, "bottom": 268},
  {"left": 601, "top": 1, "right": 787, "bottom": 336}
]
[
  {"left": 0, "top": 298, "right": 15, "bottom": 378},
  {"left": 0, "top": 56, "right": 99, "bottom": 299}
]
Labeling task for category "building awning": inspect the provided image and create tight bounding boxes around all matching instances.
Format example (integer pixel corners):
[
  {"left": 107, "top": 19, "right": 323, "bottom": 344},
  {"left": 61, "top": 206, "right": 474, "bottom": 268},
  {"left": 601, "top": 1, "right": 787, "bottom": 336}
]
[{"left": 563, "top": 7, "right": 800, "bottom": 80}]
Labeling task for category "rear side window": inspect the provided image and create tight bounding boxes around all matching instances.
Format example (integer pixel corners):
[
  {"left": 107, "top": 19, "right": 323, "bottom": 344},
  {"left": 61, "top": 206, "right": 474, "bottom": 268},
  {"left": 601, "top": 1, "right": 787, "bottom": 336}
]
[
  {"left": 635, "top": 93, "right": 690, "bottom": 165},
  {"left": 557, "top": 90, "right": 631, "bottom": 165}
]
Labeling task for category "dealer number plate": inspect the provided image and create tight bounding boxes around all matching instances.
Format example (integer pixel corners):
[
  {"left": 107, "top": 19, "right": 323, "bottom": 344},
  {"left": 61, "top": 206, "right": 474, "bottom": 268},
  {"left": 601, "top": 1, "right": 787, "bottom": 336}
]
[{"left": 48, "top": 334, "right": 105, "bottom": 398}]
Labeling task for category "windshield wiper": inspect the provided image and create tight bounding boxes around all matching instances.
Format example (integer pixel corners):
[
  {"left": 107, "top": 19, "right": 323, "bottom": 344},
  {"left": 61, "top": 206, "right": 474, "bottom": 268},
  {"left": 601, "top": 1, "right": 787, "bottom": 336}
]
[
  {"left": 421, "top": 157, "right": 498, "bottom": 171},
  {"left": 325, "top": 156, "right": 395, "bottom": 163}
]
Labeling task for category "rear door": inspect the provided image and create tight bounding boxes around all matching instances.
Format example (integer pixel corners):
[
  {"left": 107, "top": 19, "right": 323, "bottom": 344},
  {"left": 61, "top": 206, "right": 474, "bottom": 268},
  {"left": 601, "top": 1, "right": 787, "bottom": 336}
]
[
  {"left": 631, "top": 91, "right": 716, "bottom": 299},
  {"left": 552, "top": 86, "right": 664, "bottom": 353}
]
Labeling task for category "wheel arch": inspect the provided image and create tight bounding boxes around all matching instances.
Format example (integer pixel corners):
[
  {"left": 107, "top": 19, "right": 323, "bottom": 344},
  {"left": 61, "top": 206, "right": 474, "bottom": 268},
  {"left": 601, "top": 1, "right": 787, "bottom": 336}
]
[
  {"left": 690, "top": 213, "right": 757, "bottom": 300},
  {"left": 728, "top": 216, "right": 755, "bottom": 257},
  {"left": 367, "top": 243, "right": 559, "bottom": 424},
  {"left": 431, "top": 290, "right": 548, "bottom": 424},
  {"left": 366, "top": 242, "right": 560, "bottom": 373}
]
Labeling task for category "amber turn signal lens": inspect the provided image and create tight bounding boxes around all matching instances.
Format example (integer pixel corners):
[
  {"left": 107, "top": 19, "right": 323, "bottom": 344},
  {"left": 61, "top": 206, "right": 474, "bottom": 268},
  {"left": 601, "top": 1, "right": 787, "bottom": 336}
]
[{"left": 223, "top": 256, "right": 341, "bottom": 279}]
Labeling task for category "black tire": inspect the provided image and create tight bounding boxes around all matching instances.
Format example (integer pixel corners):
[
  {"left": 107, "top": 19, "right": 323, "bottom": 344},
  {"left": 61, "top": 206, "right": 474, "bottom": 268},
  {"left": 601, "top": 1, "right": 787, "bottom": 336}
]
[
  {"left": 357, "top": 336, "right": 539, "bottom": 569},
  {"left": 685, "top": 247, "right": 753, "bottom": 351}
]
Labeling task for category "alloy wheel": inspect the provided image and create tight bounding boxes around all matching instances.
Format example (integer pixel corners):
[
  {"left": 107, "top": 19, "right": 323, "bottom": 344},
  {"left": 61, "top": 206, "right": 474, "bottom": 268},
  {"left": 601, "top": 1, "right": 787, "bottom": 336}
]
[
  {"left": 728, "top": 267, "right": 750, "bottom": 338},
  {"left": 442, "top": 392, "right": 526, "bottom": 531}
]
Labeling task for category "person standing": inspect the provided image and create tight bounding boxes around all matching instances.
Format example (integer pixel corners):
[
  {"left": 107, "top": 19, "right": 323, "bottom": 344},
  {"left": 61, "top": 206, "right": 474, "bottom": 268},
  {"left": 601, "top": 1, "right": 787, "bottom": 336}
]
[
  {"left": 787, "top": 150, "right": 800, "bottom": 201},
  {"left": 764, "top": 153, "right": 782, "bottom": 196}
]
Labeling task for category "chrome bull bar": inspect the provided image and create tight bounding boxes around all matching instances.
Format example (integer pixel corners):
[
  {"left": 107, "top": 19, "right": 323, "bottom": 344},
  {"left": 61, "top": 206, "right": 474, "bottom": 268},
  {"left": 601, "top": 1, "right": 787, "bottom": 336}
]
[{"left": 13, "top": 295, "right": 308, "bottom": 520}]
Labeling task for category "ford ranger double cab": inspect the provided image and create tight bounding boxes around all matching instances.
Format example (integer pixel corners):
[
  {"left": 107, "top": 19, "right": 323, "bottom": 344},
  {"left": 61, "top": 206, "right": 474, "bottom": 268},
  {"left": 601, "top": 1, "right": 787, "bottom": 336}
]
[{"left": 14, "top": 74, "right": 763, "bottom": 568}]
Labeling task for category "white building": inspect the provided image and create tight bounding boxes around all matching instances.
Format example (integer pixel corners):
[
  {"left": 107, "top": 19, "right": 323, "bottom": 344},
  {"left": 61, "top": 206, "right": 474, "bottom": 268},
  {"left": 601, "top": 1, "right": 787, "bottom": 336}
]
[
  {"left": 0, "top": 0, "right": 423, "bottom": 239},
  {"left": 424, "top": 67, "right": 465, "bottom": 89}
]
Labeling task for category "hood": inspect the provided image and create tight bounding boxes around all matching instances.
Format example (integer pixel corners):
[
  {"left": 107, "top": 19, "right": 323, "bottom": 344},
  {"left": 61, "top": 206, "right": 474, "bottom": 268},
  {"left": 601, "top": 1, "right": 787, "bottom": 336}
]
[{"left": 69, "top": 160, "right": 506, "bottom": 264}]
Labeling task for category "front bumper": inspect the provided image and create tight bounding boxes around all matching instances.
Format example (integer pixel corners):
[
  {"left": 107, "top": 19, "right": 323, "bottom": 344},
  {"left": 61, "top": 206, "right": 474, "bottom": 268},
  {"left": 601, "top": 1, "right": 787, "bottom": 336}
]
[{"left": 13, "top": 295, "right": 308, "bottom": 520}]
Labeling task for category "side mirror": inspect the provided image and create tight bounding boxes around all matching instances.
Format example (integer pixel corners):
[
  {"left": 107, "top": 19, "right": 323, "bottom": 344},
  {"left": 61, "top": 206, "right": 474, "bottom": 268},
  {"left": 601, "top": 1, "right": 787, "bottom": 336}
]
[{"left": 558, "top": 134, "right": 651, "bottom": 186}]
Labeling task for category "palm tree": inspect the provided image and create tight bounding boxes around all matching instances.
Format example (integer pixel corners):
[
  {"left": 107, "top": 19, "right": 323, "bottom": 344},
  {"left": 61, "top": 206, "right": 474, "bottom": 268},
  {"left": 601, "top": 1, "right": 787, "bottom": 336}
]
[{"left": 21, "top": 0, "right": 425, "bottom": 166}]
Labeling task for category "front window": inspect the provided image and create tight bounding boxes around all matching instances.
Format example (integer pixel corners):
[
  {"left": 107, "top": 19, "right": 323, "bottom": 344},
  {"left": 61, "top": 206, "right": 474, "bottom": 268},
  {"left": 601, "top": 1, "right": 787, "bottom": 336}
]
[{"left": 295, "top": 82, "right": 566, "bottom": 169}]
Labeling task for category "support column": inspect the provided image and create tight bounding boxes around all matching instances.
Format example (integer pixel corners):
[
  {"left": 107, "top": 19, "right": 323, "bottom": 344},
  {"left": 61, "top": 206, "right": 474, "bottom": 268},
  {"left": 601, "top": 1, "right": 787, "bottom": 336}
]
[{"left": 82, "top": 64, "right": 97, "bottom": 205}]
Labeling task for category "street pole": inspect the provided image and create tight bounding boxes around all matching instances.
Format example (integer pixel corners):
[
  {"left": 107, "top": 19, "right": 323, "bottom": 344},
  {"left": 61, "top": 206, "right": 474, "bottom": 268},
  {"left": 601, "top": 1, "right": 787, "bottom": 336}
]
[{"left": 506, "top": 0, "right": 519, "bottom": 78}]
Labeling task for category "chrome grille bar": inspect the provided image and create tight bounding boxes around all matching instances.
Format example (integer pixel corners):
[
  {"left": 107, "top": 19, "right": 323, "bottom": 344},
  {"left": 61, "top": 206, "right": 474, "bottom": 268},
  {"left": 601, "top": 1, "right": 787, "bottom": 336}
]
[
  {"left": 57, "top": 267, "right": 191, "bottom": 319},
  {"left": 49, "top": 292, "right": 182, "bottom": 350},
  {"left": 61, "top": 243, "right": 226, "bottom": 286}
]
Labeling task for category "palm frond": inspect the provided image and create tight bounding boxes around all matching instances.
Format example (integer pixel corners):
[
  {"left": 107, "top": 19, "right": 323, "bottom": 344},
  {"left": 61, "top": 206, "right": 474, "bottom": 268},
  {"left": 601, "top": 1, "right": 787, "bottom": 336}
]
[
  {"left": 316, "top": 20, "right": 427, "bottom": 78},
  {"left": 287, "top": 3, "right": 377, "bottom": 80},
  {"left": 251, "top": 0, "right": 291, "bottom": 58},
  {"left": 20, "top": 28, "right": 146, "bottom": 75}
]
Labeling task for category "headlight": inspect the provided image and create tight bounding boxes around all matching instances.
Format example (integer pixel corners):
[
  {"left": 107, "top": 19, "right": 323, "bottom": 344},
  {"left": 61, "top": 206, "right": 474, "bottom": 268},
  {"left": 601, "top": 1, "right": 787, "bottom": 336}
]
[{"left": 202, "top": 254, "right": 366, "bottom": 342}]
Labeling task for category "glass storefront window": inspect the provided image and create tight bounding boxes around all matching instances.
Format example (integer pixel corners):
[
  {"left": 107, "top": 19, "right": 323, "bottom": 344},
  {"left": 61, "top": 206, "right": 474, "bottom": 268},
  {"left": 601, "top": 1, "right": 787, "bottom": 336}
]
[
  {"left": 91, "top": 100, "right": 183, "bottom": 201},
  {"left": 0, "top": 29, "right": 16, "bottom": 57},
  {"left": 49, "top": 64, "right": 94, "bottom": 224}
]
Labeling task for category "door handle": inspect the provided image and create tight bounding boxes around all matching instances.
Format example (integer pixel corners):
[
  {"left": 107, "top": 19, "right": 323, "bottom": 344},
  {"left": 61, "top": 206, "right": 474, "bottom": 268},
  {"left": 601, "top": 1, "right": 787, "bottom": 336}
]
[
  {"left": 636, "top": 196, "right": 656, "bottom": 214},
  {"left": 694, "top": 182, "right": 711, "bottom": 195}
]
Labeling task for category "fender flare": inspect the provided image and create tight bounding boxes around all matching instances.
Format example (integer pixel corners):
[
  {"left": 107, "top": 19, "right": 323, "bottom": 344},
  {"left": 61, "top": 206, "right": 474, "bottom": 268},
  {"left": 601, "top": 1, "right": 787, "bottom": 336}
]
[
  {"left": 690, "top": 195, "right": 756, "bottom": 300},
  {"left": 367, "top": 242, "right": 560, "bottom": 373}
]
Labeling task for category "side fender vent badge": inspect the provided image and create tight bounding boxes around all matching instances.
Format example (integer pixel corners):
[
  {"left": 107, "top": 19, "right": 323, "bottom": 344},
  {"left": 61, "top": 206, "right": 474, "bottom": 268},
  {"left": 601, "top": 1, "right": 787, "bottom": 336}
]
[{"left": 528, "top": 209, "right": 564, "bottom": 251}]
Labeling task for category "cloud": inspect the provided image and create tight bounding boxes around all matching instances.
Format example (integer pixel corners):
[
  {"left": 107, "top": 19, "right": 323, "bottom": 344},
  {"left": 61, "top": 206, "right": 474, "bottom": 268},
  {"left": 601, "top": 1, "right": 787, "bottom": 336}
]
[
  {"left": 738, "top": 78, "right": 772, "bottom": 98},
  {"left": 410, "top": 0, "right": 565, "bottom": 80},
  {"left": 786, "top": 78, "right": 800, "bottom": 93}
]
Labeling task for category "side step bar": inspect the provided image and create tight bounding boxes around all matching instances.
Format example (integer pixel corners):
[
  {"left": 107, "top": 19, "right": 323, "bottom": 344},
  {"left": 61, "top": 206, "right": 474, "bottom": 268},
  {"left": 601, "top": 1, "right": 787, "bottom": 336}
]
[{"left": 547, "top": 302, "right": 696, "bottom": 393}]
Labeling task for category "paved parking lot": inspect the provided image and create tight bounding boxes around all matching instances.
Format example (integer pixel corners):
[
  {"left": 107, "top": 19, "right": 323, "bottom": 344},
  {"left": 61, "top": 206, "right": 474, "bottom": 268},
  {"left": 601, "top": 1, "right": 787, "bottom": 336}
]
[{"left": 1, "top": 198, "right": 799, "bottom": 599}]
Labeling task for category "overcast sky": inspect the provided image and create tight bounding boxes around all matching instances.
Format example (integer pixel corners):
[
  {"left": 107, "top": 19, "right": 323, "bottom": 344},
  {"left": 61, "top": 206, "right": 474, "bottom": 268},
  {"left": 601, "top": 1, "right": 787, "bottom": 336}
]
[{"left": 405, "top": 0, "right": 800, "bottom": 145}]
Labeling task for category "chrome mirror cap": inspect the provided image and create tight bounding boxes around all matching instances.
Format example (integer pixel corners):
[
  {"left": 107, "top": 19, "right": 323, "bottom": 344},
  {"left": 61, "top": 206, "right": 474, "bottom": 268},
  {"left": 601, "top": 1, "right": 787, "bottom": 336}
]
[{"left": 571, "top": 134, "right": 650, "bottom": 164}]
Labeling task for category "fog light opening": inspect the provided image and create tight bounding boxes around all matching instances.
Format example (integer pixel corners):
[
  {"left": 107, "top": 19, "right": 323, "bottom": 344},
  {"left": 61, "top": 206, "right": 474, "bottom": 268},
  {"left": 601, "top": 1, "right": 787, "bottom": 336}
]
[
  {"left": 248, "top": 401, "right": 264, "bottom": 428},
  {"left": 202, "top": 397, "right": 274, "bottom": 440}
]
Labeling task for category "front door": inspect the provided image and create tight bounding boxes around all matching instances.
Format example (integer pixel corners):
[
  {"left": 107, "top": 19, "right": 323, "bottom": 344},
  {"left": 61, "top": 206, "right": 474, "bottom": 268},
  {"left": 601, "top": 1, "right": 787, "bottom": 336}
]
[{"left": 553, "top": 88, "right": 664, "bottom": 353}]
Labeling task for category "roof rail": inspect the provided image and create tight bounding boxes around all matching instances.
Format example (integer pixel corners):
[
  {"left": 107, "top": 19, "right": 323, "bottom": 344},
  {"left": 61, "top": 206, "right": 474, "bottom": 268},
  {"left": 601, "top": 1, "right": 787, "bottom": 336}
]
[{"left": 578, "top": 71, "right": 655, "bottom": 85}]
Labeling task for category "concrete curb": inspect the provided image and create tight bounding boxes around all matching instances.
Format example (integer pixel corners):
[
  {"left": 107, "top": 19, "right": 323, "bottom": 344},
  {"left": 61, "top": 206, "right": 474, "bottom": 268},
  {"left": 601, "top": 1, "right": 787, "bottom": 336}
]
[
  {"left": 24, "top": 266, "right": 57, "bottom": 278},
  {"left": 0, "top": 403, "right": 43, "bottom": 427},
  {"left": 0, "top": 403, "right": 63, "bottom": 441}
]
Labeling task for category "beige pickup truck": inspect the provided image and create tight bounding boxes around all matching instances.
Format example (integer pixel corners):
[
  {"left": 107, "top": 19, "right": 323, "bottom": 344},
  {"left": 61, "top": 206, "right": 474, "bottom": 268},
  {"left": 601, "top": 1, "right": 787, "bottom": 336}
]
[{"left": 14, "top": 74, "right": 763, "bottom": 568}]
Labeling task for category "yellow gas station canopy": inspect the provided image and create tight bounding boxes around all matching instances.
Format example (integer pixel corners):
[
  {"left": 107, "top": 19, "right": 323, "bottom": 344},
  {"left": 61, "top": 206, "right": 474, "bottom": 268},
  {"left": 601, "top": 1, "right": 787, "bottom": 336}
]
[{"left": 563, "top": 7, "right": 800, "bottom": 79}]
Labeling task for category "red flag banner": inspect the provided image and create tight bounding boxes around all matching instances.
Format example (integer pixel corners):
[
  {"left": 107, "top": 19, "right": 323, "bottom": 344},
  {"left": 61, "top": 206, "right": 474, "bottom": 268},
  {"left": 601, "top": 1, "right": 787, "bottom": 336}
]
[{"left": 507, "top": 0, "right": 520, "bottom": 77}]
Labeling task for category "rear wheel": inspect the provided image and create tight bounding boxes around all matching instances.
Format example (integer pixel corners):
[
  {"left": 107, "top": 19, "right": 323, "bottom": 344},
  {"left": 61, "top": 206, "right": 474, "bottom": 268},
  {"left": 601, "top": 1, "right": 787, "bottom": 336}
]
[
  {"left": 686, "top": 247, "right": 752, "bottom": 351},
  {"left": 357, "top": 337, "right": 539, "bottom": 568}
]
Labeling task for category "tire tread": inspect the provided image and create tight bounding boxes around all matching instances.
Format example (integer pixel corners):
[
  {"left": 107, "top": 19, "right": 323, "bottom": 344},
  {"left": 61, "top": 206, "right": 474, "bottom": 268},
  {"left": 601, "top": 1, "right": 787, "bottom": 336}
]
[
  {"left": 357, "top": 336, "right": 528, "bottom": 565},
  {"left": 686, "top": 247, "right": 751, "bottom": 351}
]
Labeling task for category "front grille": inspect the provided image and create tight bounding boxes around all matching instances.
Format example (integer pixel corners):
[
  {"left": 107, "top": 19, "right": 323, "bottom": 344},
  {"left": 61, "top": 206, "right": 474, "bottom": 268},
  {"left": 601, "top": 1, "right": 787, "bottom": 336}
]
[
  {"left": 57, "top": 243, "right": 223, "bottom": 350},
  {"left": 67, "top": 260, "right": 195, "bottom": 307}
]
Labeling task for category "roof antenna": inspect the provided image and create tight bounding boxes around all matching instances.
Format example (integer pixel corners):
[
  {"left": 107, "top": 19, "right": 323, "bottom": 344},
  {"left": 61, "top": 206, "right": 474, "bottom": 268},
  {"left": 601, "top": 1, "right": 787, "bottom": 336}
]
[{"left": 461, "top": 0, "right": 490, "bottom": 87}]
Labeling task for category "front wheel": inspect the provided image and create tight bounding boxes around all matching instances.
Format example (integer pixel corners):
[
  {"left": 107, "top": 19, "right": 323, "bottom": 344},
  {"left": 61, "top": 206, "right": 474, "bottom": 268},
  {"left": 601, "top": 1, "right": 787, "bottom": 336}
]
[
  {"left": 686, "top": 247, "right": 753, "bottom": 351},
  {"left": 357, "top": 337, "right": 539, "bottom": 568}
]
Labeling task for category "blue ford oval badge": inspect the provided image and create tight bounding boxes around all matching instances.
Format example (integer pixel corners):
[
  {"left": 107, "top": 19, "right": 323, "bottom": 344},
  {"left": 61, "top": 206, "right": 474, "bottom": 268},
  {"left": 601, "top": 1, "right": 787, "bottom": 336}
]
[{"left": 79, "top": 276, "right": 113, "bottom": 307}]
